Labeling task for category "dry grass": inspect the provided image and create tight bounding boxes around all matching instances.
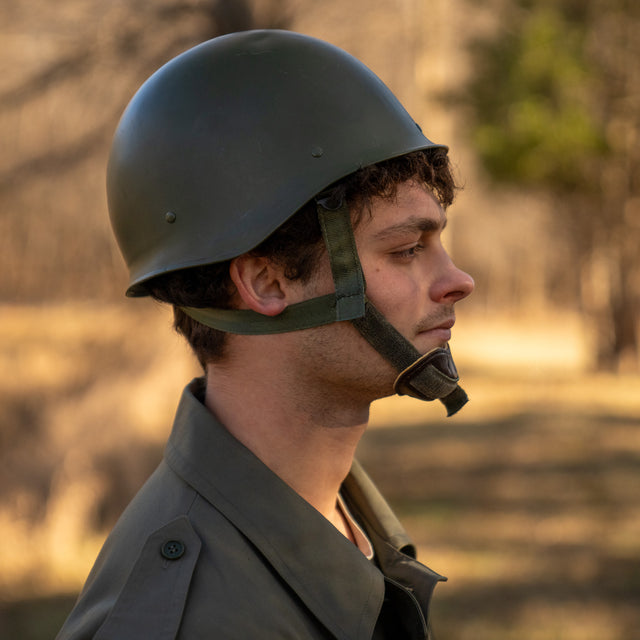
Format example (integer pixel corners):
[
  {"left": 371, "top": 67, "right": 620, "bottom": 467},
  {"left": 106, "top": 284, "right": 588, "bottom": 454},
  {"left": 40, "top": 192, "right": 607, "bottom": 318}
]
[
  {"left": 0, "top": 301, "right": 200, "bottom": 597},
  {"left": 1, "top": 303, "right": 638, "bottom": 639}
]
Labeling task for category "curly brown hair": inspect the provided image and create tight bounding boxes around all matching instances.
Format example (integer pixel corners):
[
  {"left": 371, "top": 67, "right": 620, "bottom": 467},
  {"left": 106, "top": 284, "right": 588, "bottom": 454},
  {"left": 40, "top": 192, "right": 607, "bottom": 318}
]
[{"left": 146, "top": 147, "right": 459, "bottom": 366}]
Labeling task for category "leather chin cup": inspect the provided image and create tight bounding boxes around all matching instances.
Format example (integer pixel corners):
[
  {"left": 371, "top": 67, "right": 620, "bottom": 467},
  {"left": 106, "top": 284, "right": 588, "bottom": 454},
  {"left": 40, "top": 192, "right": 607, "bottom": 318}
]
[{"left": 393, "top": 346, "right": 469, "bottom": 417}]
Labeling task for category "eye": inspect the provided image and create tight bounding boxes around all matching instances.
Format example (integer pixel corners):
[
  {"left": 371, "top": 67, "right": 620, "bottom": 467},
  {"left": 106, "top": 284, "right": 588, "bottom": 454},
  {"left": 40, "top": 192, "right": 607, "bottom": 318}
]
[{"left": 392, "top": 243, "right": 425, "bottom": 260}]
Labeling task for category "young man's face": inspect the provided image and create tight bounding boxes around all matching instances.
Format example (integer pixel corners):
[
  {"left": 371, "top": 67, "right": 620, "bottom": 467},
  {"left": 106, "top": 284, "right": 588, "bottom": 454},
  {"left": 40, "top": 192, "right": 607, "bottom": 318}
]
[
  {"left": 354, "top": 179, "right": 474, "bottom": 355},
  {"left": 291, "top": 179, "right": 474, "bottom": 403}
]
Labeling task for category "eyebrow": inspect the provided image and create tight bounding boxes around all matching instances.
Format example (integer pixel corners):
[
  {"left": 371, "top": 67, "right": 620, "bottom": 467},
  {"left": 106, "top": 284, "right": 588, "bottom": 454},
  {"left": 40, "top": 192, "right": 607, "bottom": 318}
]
[{"left": 372, "top": 215, "right": 447, "bottom": 241}]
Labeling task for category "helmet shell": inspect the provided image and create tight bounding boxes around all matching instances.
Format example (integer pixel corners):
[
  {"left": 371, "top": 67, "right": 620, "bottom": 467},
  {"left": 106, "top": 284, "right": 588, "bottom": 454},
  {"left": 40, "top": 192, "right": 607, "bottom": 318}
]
[{"left": 107, "top": 30, "right": 443, "bottom": 296}]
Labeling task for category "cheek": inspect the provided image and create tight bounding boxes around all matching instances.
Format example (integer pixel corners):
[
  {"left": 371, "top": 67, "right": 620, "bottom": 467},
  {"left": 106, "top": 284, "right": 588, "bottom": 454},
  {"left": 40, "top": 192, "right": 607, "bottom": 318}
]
[{"left": 365, "top": 266, "right": 421, "bottom": 317}]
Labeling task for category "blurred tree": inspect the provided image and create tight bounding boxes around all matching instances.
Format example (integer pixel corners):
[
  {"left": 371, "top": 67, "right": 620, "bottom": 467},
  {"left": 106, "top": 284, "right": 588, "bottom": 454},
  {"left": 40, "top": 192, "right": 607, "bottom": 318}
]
[
  {"left": 456, "top": 0, "right": 640, "bottom": 370},
  {"left": 0, "top": 0, "right": 291, "bottom": 301}
]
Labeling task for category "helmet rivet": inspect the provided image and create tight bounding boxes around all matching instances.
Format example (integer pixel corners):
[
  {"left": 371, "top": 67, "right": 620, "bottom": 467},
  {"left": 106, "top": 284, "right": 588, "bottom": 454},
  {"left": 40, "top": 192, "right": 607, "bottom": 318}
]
[
  {"left": 311, "top": 146, "right": 324, "bottom": 158},
  {"left": 165, "top": 211, "right": 177, "bottom": 224}
]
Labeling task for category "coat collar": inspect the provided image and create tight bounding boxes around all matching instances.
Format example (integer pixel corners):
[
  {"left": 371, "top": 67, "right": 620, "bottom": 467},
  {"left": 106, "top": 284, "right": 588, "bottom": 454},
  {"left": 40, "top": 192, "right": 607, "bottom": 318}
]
[
  {"left": 343, "top": 461, "right": 447, "bottom": 626},
  {"left": 164, "top": 379, "right": 384, "bottom": 640}
]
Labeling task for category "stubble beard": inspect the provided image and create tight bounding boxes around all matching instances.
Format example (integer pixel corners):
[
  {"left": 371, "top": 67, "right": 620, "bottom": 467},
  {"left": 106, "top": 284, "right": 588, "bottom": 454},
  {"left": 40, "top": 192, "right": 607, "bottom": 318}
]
[{"left": 297, "top": 321, "right": 398, "bottom": 407}]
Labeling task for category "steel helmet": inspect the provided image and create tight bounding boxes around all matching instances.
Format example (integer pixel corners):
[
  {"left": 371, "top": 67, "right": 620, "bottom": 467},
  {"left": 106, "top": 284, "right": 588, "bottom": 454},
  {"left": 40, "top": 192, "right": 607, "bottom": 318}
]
[
  {"left": 108, "top": 29, "right": 440, "bottom": 295},
  {"left": 107, "top": 30, "right": 468, "bottom": 415}
]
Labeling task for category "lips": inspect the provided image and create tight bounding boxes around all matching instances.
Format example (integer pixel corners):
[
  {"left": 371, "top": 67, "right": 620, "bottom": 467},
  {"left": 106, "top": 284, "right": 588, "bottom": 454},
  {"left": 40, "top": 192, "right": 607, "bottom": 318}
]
[
  {"left": 431, "top": 318, "right": 455, "bottom": 331},
  {"left": 415, "top": 317, "right": 455, "bottom": 344},
  {"left": 416, "top": 316, "right": 455, "bottom": 333}
]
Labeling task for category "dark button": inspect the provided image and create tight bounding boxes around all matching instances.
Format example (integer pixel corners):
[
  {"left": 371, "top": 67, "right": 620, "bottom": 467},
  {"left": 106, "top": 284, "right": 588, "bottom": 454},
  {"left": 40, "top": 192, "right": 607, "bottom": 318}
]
[{"left": 161, "top": 539, "right": 185, "bottom": 560}]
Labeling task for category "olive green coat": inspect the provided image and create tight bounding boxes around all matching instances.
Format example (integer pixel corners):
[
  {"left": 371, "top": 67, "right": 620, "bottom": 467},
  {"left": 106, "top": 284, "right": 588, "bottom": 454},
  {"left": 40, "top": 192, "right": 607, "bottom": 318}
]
[{"left": 57, "top": 379, "right": 445, "bottom": 639}]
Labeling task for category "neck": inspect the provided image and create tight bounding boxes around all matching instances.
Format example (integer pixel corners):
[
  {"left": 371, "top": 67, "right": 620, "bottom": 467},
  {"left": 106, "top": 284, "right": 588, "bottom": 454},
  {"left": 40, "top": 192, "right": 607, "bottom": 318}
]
[{"left": 204, "top": 346, "right": 370, "bottom": 522}]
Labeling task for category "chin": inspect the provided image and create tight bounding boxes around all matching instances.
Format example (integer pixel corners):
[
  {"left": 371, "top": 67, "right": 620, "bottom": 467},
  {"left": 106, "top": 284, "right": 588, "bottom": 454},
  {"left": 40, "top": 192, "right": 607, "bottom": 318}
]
[{"left": 364, "top": 372, "right": 398, "bottom": 403}]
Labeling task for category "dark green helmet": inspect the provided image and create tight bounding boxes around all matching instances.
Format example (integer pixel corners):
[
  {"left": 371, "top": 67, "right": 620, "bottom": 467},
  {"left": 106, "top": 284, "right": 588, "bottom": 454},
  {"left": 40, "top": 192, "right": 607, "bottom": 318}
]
[
  {"left": 107, "top": 29, "right": 441, "bottom": 296},
  {"left": 107, "top": 30, "right": 468, "bottom": 416}
]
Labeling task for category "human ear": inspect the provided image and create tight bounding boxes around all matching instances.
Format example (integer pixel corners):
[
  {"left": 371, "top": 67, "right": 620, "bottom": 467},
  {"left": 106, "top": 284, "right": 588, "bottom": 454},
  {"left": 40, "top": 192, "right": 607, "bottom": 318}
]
[{"left": 229, "top": 255, "right": 288, "bottom": 317}]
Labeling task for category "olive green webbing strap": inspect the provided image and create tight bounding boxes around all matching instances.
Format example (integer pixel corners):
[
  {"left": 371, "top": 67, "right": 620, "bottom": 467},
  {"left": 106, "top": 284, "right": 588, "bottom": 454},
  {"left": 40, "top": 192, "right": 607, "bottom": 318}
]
[
  {"left": 316, "top": 198, "right": 366, "bottom": 321},
  {"left": 182, "top": 293, "right": 339, "bottom": 335},
  {"left": 351, "top": 301, "right": 419, "bottom": 371},
  {"left": 180, "top": 200, "right": 366, "bottom": 334}
]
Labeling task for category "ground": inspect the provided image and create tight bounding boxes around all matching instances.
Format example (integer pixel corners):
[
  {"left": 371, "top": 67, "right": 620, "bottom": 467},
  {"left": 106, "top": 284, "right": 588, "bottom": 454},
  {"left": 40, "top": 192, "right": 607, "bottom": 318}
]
[{"left": 0, "top": 302, "right": 638, "bottom": 639}]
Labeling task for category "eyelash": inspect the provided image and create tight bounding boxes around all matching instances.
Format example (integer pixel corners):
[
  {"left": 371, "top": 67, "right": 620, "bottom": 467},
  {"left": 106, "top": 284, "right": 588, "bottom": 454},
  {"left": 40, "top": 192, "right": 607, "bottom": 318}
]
[{"left": 392, "top": 243, "right": 425, "bottom": 259}]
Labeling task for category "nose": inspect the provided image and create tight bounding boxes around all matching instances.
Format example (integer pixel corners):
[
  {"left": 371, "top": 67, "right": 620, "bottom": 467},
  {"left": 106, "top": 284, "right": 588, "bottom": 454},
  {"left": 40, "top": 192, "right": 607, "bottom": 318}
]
[{"left": 430, "top": 254, "right": 474, "bottom": 304}]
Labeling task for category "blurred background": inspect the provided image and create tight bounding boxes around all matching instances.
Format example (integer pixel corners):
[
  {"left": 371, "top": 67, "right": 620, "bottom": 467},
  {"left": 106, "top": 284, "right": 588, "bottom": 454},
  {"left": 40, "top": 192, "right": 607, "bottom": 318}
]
[{"left": 1, "top": 0, "right": 639, "bottom": 638}]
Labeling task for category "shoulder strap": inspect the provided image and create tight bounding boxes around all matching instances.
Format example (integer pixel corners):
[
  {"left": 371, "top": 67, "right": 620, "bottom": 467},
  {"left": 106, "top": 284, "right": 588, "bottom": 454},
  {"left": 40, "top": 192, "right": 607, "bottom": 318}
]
[{"left": 95, "top": 516, "right": 201, "bottom": 640}]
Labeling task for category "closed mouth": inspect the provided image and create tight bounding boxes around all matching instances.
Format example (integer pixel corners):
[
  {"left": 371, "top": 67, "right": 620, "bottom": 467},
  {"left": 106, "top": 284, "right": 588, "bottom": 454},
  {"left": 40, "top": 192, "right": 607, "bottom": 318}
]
[{"left": 418, "top": 317, "right": 455, "bottom": 333}]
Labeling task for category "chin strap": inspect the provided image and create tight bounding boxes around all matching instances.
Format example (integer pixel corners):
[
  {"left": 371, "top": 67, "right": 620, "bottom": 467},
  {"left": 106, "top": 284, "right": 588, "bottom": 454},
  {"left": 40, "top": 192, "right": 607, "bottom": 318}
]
[
  {"left": 317, "top": 195, "right": 468, "bottom": 416},
  {"left": 350, "top": 301, "right": 468, "bottom": 416},
  {"left": 181, "top": 196, "right": 468, "bottom": 416},
  {"left": 180, "top": 195, "right": 366, "bottom": 334}
]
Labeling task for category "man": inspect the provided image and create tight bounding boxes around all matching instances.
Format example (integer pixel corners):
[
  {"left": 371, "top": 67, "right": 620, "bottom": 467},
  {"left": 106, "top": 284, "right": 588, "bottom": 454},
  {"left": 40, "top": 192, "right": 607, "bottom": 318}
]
[{"left": 57, "top": 30, "right": 473, "bottom": 639}]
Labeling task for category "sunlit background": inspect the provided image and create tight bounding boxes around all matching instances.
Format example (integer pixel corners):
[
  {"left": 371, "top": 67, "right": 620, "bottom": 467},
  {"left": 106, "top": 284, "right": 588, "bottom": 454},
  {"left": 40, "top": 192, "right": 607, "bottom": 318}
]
[{"left": 1, "top": 1, "right": 639, "bottom": 638}]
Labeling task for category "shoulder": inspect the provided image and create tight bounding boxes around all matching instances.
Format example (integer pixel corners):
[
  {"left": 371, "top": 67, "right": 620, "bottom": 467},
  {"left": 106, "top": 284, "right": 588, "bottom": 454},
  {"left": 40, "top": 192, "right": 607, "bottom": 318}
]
[
  {"left": 57, "top": 515, "right": 201, "bottom": 640},
  {"left": 56, "top": 461, "right": 202, "bottom": 640},
  {"left": 56, "top": 465, "right": 333, "bottom": 640}
]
